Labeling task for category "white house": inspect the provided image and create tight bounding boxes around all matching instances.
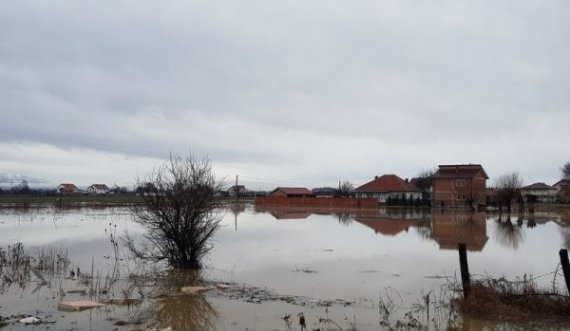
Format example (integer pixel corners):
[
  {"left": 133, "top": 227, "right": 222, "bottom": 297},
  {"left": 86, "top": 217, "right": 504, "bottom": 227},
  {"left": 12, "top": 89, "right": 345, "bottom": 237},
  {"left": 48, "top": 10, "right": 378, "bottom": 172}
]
[
  {"left": 354, "top": 174, "right": 422, "bottom": 203},
  {"left": 520, "top": 183, "right": 557, "bottom": 203},
  {"left": 87, "top": 184, "right": 110, "bottom": 195}
]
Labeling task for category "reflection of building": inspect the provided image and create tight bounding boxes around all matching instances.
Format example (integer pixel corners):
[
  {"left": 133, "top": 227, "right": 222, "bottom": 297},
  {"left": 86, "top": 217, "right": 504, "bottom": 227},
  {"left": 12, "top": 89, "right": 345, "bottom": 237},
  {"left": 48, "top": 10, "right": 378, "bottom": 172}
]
[
  {"left": 354, "top": 174, "right": 421, "bottom": 203},
  {"left": 254, "top": 205, "right": 312, "bottom": 220},
  {"left": 355, "top": 217, "right": 418, "bottom": 236},
  {"left": 520, "top": 183, "right": 557, "bottom": 203},
  {"left": 268, "top": 210, "right": 311, "bottom": 220},
  {"left": 432, "top": 164, "right": 488, "bottom": 209},
  {"left": 431, "top": 212, "right": 488, "bottom": 251}
]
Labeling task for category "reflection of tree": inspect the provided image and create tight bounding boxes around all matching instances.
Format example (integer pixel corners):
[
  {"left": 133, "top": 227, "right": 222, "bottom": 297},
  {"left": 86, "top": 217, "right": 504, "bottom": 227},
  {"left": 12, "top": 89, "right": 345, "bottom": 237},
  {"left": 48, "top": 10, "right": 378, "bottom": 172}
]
[
  {"left": 335, "top": 212, "right": 353, "bottom": 225},
  {"left": 493, "top": 215, "right": 524, "bottom": 250},
  {"left": 527, "top": 213, "right": 536, "bottom": 229},
  {"left": 414, "top": 220, "right": 432, "bottom": 241},
  {"left": 143, "top": 270, "right": 219, "bottom": 331}
]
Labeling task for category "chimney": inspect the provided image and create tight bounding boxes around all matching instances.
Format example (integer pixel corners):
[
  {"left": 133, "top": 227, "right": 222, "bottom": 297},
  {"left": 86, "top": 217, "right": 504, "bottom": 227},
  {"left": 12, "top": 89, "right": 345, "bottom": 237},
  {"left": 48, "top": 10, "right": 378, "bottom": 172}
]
[
  {"left": 375, "top": 176, "right": 378, "bottom": 180},
  {"left": 405, "top": 178, "right": 409, "bottom": 183}
]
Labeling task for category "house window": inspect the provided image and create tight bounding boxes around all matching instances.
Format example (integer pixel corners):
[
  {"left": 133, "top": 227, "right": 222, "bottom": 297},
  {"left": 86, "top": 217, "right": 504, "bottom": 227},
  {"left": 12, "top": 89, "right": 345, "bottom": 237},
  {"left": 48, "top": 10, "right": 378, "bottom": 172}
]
[{"left": 456, "top": 179, "right": 466, "bottom": 187}]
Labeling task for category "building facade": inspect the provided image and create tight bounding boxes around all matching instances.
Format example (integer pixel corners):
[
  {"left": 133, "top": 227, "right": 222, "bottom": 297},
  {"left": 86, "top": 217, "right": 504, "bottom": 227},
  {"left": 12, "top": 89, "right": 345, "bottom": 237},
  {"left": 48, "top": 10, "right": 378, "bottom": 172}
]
[{"left": 432, "top": 164, "right": 488, "bottom": 209}]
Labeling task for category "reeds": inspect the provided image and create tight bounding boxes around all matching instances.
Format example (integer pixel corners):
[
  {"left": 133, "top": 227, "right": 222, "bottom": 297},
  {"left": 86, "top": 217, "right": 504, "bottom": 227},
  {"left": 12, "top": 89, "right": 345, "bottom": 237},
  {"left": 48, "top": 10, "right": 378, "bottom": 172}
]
[{"left": 452, "top": 274, "right": 570, "bottom": 321}]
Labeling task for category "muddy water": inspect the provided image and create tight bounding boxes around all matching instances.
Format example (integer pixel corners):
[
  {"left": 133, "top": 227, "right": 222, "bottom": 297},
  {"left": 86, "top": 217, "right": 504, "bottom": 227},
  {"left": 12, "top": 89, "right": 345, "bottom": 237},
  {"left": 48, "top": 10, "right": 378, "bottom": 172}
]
[{"left": 0, "top": 206, "right": 569, "bottom": 330}]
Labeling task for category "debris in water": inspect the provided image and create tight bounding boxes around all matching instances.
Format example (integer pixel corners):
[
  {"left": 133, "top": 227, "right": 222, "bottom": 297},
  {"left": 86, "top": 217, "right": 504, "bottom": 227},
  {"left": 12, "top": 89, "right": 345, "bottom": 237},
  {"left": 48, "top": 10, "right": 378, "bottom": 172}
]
[
  {"left": 58, "top": 301, "right": 105, "bottom": 311},
  {"left": 19, "top": 317, "right": 40, "bottom": 324},
  {"left": 180, "top": 286, "right": 211, "bottom": 294}
]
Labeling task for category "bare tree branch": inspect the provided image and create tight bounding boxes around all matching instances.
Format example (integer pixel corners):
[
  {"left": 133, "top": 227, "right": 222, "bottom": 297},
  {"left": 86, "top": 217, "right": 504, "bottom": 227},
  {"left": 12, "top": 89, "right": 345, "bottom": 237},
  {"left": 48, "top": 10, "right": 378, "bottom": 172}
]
[{"left": 127, "top": 152, "right": 224, "bottom": 269}]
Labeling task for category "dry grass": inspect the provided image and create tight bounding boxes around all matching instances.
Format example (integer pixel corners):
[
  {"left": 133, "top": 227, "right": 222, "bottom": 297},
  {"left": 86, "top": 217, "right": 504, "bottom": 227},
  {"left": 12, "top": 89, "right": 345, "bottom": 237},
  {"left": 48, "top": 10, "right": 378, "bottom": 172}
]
[{"left": 453, "top": 276, "right": 570, "bottom": 322}]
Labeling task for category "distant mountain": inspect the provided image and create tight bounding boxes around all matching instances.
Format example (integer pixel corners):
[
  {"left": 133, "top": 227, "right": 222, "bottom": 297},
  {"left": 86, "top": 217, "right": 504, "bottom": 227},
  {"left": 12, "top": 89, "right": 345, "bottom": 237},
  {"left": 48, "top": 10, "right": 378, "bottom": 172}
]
[{"left": 0, "top": 174, "right": 49, "bottom": 185}]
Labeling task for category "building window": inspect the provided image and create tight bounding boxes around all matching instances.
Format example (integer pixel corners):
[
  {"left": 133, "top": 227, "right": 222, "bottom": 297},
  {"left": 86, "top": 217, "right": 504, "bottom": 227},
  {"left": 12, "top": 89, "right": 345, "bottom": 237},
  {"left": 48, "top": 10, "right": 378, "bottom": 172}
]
[{"left": 456, "top": 179, "right": 466, "bottom": 187}]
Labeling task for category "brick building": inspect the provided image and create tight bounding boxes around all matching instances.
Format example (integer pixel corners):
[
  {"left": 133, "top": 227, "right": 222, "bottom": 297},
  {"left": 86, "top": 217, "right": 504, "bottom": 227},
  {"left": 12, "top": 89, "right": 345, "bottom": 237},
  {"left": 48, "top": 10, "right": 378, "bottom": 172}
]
[{"left": 432, "top": 164, "right": 488, "bottom": 209}]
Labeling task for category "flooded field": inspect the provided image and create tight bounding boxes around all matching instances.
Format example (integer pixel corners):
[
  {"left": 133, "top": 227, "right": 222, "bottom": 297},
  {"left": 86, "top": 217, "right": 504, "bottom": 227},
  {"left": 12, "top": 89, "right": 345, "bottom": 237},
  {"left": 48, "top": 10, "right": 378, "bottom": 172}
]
[{"left": 1, "top": 205, "right": 570, "bottom": 330}]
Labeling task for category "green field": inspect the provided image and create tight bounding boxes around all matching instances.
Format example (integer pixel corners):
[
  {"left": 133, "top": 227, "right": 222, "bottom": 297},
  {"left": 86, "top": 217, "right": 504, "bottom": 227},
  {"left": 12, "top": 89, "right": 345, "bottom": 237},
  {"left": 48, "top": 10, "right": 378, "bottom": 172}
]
[{"left": 0, "top": 194, "right": 255, "bottom": 208}]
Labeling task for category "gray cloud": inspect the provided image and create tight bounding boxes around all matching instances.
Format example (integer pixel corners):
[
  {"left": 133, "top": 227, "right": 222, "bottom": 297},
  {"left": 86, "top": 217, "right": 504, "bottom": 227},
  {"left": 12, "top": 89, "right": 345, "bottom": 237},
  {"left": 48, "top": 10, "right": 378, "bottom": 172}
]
[{"left": 1, "top": 0, "right": 569, "bottom": 188}]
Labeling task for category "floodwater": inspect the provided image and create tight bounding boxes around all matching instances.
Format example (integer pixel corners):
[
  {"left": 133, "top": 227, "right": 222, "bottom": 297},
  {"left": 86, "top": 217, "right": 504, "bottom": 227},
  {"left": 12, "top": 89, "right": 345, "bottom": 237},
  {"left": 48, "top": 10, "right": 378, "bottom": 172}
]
[{"left": 0, "top": 205, "right": 570, "bottom": 330}]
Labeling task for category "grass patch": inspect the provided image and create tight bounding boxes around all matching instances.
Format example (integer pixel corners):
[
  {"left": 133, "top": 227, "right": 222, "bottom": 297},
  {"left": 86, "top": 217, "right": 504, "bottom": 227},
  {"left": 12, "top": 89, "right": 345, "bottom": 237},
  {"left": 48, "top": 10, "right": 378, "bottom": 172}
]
[{"left": 453, "top": 276, "right": 570, "bottom": 322}]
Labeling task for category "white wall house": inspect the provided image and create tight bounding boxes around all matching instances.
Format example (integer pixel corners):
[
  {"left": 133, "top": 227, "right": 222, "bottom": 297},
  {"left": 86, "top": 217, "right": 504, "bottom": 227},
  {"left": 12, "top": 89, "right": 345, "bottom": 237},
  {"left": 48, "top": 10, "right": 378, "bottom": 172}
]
[
  {"left": 520, "top": 183, "right": 557, "bottom": 203},
  {"left": 87, "top": 184, "right": 109, "bottom": 195},
  {"left": 355, "top": 174, "right": 422, "bottom": 203}
]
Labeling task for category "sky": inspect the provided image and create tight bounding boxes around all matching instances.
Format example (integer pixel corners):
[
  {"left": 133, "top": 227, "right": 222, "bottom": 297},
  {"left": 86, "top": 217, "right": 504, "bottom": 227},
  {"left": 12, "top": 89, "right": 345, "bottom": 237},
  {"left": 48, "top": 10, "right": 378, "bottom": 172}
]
[{"left": 1, "top": 1, "right": 569, "bottom": 190}]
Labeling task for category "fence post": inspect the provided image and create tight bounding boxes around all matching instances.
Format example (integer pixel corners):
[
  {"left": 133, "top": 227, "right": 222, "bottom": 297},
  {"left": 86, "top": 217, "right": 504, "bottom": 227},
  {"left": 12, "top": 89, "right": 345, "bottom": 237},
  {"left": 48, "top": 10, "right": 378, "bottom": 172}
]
[
  {"left": 559, "top": 249, "right": 570, "bottom": 294},
  {"left": 458, "top": 243, "right": 471, "bottom": 298}
]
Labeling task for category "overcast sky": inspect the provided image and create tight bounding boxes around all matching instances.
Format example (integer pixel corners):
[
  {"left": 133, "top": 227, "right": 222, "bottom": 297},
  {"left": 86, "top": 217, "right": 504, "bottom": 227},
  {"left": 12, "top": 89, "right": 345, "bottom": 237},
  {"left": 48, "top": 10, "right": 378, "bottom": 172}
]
[{"left": 1, "top": 1, "right": 569, "bottom": 189}]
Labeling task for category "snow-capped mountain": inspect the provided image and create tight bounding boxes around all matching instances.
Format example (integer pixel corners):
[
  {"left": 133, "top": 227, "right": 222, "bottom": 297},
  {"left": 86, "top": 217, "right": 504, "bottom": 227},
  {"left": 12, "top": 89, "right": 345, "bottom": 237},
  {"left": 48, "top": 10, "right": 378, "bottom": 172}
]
[{"left": 0, "top": 174, "right": 50, "bottom": 187}]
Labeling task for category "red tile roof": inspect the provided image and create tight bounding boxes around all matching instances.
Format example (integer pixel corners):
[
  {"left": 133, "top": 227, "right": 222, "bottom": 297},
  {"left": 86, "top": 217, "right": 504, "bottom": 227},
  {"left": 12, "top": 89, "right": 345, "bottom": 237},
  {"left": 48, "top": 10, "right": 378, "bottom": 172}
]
[
  {"left": 433, "top": 164, "right": 489, "bottom": 179},
  {"left": 271, "top": 187, "right": 314, "bottom": 196},
  {"left": 58, "top": 183, "right": 79, "bottom": 190},
  {"left": 90, "top": 184, "right": 109, "bottom": 190},
  {"left": 355, "top": 174, "right": 419, "bottom": 193}
]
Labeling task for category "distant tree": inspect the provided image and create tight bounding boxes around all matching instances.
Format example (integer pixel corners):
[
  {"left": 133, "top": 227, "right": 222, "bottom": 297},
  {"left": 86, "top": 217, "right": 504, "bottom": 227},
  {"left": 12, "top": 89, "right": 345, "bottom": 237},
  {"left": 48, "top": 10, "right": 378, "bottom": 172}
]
[
  {"left": 11, "top": 180, "right": 30, "bottom": 195},
  {"left": 338, "top": 181, "right": 354, "bottom": 197},
  {"left": 415, "top": 168, "right": 436, "bottom": 192},
  {"left": 562, "top": 161, "right": 570, "bottom": 180},
  {"left": 125, "top": 152, "right": 224, "bottom": 269},
  {"left": 493, "top": 172, "right": 523, "bottom": 213},
  {"left": 110, "top": 184, "right": 128, "bottom": 195}
]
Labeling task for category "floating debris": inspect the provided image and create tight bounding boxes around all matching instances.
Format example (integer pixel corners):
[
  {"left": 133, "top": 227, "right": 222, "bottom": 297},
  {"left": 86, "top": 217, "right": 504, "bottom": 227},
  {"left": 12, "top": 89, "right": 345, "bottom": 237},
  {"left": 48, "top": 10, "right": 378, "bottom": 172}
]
[
  {"left": 180, "top": 286, "right": 211, "bottom": 294},
  {"left": 58, "top": 301, "right": 105, "bottom": 311},
  {"left": 102, "top": 298, "right": 142, "bottom": 306},
  {"left": 19, "top": 317, "right": 40, "bottom": 324}
]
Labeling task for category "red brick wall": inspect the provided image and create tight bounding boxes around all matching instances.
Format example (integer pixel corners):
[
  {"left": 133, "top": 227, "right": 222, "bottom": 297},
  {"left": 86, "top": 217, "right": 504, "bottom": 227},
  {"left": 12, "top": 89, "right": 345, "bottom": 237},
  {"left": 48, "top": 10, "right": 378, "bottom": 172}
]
[
  {"left": 255, "top": 197, "right": 377, "bottom": 208},
  {"left": 433, "top": 176, "right": 487, "bottom": 208}
]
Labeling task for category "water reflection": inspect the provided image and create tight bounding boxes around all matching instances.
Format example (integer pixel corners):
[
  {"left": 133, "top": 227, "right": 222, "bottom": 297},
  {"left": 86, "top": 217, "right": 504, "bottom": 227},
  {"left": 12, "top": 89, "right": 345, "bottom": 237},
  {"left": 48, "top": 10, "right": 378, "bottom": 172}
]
[
  {"left": 493, "top": 215, "right": 524, "bottom": 250},
  {"left": 143, "top": 270, "right": 219, "bottom": 331},
  {"left": 431, "top": 212, "right": 488, "bottom": 251},
  {"left": 250, "top": 205, "right": 570, "bottom": 252}
]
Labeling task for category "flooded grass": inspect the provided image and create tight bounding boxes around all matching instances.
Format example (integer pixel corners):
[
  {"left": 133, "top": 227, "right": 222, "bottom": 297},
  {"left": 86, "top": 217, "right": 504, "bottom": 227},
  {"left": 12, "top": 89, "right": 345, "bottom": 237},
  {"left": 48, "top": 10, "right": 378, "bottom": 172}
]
[{"left": 453, "top": 275, "right": 570, "bottom": 323}]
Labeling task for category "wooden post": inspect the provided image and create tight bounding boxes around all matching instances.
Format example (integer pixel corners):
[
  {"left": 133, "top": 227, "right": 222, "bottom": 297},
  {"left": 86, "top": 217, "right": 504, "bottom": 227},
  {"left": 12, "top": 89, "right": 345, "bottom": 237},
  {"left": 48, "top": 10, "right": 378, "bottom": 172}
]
[
  {"left": 458, "top": 243, "right": 471, "bottom": 298},
  {"left": 559, "top": 249, "right": 570, "bottom": 294}
]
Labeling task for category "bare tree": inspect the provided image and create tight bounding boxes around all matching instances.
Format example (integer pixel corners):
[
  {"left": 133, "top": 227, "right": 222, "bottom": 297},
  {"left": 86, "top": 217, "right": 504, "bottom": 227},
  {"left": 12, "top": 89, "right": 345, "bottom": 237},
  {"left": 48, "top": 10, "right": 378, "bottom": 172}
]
[
  {"left": 561, "top": 161, "right": 570, "bottom": 180},
  {"left": 338, "top": 181, "right": 354, "bottom": 197},
  {"left": 493, "top": 172, "right": 523, "bottom": 213},
  {"left": 125, "top": 153, "right": 224, "bottom": 269},
  {"left": 415, "top": 168, "right": 436, "bottom": 193}
]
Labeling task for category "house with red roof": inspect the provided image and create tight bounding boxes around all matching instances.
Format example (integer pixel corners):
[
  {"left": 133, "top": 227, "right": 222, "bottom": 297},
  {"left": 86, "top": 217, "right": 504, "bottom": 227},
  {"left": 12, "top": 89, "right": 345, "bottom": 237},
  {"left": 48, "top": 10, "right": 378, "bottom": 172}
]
[
  {"left": 269, "top": 187, "right": 315, "bottom": 198},
  {"left": 57, "top": 183, "right": 80, "bottom": 195},
  {"left": 354, "top": 174, "right": 421, "bottom": 203},
  {"left": 432, "top": 164, "right": 488, "bottom": 209},
  {"left": 87, "top": 184, "right": 110, "bottom": 195}
]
